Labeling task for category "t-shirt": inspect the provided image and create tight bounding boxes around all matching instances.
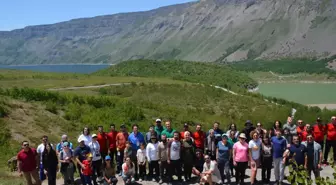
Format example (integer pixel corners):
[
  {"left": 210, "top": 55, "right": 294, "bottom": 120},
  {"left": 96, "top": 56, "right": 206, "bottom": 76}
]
[
  {"left": 283, "top": 123, "right": 297, "bottom": 135},
  {"left": 248, "top": 139, "right": 261, "bottom": 160},
  {"left": 107, "top": 131, "right": 118, "bottom": 149},
  {"left": 97, "top": 132, "right": 108, "bottom": 153},
  {"left": 193, "top": 131, "right": 206, "bottom": 149},
  {"left": 59, "top": 149, "right": 73, "bottom": 161},
  {"left": 56, "top": 142, "right": 73, "bottom": 153},
  {"left": 74, "top": 145, "right": 91, "bottom": 162},
  {"left": 17, "top": 148, "right": 37, "bottom": 172},
  {"left": 128, "top": 132, "right": 145, "bottom": 151},
  {"left": 161, "top": 129, "right": 176, "bottom": 139},
  {"left": 217, "top": 141, "right": 232, "bottom": 162},
  {"left": 233, "top": 142, "right": 249, "bottom": 162},
  {"left": 146, "top": 143, "right": 159, "bottom": 162},
  {"left": 78, "top": 134, "right": 92, "bottom": 146},
  {"left": 37, "top": 143, "right": 54, "bottom": 164},
  {"left": 307, "top": 143, "right": 314, "bottom": 168},
  {"left": 82, "top": 160, "right": 92, "bottom": 176},
  {"left": 271, "top": 136, "right": 287, "bottom": 159},
  {"left": 88, "top": 141, "right": 101, "bottom": 161},
  {"left": 261, "top": 144, "right": 272, "bottom": 158},
  {"left": 326, "top": 123, "right": 336, "bottom": 141},
  {"left": 104, "top": 167, "right": 116, "bottom": 179},
  {"left": 154, "top": 126, "right": 165, "bottom": 139},
  {"left": 168, "top": 140, "right": 181, "bottom": 160},
  {"left": 289, "top": 144, "right": 307, "bottom": 166},
  {"left": 136, "top": 149, "right": 146, "bottom": 163},
  {"left": 194, "top": 157, "right": 204, "bottom": 172},
  {"left": 116, "top": 132, "right": 128, "bottom": 150},
  {"left": 312, "top": 124, "right": 326, "bottom": 142}
]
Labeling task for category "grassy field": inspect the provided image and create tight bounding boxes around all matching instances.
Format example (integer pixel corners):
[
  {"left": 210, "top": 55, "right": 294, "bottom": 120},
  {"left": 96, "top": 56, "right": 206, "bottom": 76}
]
[{"left": 258, "top": 83, "right": 336, "bottom": 104}]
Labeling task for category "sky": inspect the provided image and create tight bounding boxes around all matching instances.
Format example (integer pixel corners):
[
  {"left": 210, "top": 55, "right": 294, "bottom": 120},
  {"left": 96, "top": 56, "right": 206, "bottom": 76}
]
[{"left": 0, "top": 0, "right": 195, "bottom": 31}]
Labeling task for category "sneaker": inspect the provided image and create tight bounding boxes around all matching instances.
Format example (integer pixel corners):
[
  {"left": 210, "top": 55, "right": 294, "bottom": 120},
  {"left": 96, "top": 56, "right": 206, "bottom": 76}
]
[
  {"left": 159, "top": 179, "right": 163, "bottom": 184},
  {"left": 118, "top": 172, "right": 122, "bottom": 176},
  {"left": 139, "top": 178, "right": 142, "bottom": 182},
  {"left": 152, "top": 178, "right": 156, "bottom": 182}
]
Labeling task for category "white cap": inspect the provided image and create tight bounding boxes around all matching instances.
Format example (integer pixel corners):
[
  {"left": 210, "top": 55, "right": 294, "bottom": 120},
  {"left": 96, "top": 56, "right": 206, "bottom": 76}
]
[
  {"left": 78, "top": 138, "right": 85, "bottom": 143},
  {"left": 92, "top": 134, "right": 97, "bottom": 138},
  {"left": 156, "top": 119, "right": 162, "bottom": 122}
]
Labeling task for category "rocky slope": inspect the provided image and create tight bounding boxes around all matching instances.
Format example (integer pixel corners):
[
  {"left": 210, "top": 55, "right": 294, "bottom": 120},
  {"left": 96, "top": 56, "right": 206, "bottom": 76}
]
[{"left": 1, "top": 0, "right": 336, "bottom": 64}]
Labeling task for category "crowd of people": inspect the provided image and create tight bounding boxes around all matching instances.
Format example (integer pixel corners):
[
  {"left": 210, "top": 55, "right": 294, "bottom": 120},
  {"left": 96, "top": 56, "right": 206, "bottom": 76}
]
[{"left": 16, "top": 116, "right": 336, "bottom": 185}]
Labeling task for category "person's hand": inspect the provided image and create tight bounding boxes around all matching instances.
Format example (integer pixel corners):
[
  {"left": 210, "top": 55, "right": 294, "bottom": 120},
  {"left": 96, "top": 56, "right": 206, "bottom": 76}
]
[
  {"left": 107, "top": 179, "right": 111, "bottom": 184},
  {"left": 158, "top": 161, "right": 161, "bottom": 165},
  {"left": 251, "top": 161, "right": 256, "bottom": 168},
  {"left": 287, "top": 144, "right": 291, "bottom": 148},
  {"left": 318, "top": 164, "right": 321, "bottom": 169},
  {"left": 167, "top": 160, "right": 171, "bottom": 164},
  {"left": 282, "top": 158, "right": 286, "bottom": 164},
  {"left": 18, "top": 171, "right": 23, "bottom": 177},
  {"left": 81, "top": 164, "right": 85, "bottom": 169},
  {"left": 233, "top": 161, "right": 237, "bottom": 166},
  {"left": 44, "top": 170, "right": 48, "bottom": 176}
]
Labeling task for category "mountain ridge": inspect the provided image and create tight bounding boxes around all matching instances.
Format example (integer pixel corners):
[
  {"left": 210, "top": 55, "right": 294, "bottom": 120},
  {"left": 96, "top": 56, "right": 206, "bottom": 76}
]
[{"left": 1, "top": 0, "right": 336, "bottom": 65}]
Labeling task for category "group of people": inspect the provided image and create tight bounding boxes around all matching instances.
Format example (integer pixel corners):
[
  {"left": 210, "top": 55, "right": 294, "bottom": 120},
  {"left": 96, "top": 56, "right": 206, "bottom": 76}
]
[{"left": 16, "top": 116, "right": 336, "bottom": 185}]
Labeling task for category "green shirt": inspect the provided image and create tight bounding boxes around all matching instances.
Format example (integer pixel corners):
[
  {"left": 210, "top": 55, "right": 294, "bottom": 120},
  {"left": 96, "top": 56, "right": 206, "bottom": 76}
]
[
  {"left": 161, "top": 128, "right": 176, "bottom": 138},
  {"left": 155, "top": 126, "right": 165, "bottom": 138},
  {"left": 228, "top": 138, "right": 237, "bottom": 146}
]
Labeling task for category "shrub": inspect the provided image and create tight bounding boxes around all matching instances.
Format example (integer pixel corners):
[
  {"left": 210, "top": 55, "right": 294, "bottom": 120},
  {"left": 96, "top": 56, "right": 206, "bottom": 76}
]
[{"left": 45, "top": 101, "right": 58, "bottom": 114}]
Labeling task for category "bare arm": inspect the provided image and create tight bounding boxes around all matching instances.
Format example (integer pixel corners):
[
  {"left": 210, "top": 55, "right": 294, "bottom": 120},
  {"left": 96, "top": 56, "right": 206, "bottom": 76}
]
[
  {"left": 17, "top": 160, "right": 22, "bottom": 173},
  {"left": 216, "top": 148, "right": 219, "bottom": 160}
]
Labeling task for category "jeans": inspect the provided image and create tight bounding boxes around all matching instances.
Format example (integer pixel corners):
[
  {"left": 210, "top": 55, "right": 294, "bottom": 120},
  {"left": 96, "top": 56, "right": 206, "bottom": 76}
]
[
  {"left": 116, "top": 150, "right": 124, "bottom": 173},
  {"left": 262, "top": 157, "right": 272, "bottom": 181},
  {"left": 83, "top": 175, "right": 93, "bottom": 185},
  {"left": 169, "top": 159, "right": 182, "bottom": 181},
  {"left": 23, "top": 169, "right": 41, "bottom": 185},
  {"left": 183, "top": 163, "right": 193, "bottom": 180},
  {"left": 160, "top": 161, "right": 168, "bottom": 179},
  {"left": 273, "top": 157, "right": 285, "bottom": 181},
  {"left": 218, "top": 160, "right": 230, "bottom": 183},
  {"left": 149, "top": 160, "right": 160, "bottom": 179},
  {"left": 39, "top": 163, "right": 46, "bottom": 181},
  {"left": 235, "top": 161, "right": 248, "bottom": 184},
  {"left": 92, "top": 159, "right": 102, "bottom": 185},
  {"left": 131, "top": 150, "right": 138, "bottom": 178},
  {"left": 324, "top": 140, "right": 336, "bottom": 162}
]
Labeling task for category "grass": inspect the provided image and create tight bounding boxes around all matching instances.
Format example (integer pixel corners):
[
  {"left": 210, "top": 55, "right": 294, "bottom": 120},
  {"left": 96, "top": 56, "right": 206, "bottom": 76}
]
[
  {"left": 258, "top": 83, "right": 336, "bottom": 104},
  {"left": 248, "top": 71, "right": 335, "bottom": 82}
]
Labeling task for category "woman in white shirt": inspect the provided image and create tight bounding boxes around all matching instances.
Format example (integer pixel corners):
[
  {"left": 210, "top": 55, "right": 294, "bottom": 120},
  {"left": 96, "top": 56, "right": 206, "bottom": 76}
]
[
  {"left": 122, "top": 157, "right": 135, "bottom": 185},
  {"left": 77, "top": 127, "right": 92, "bottom": 146},
  {"left": 146, "top": 135, "right": 159, "bottom": 181},
  {"left": 88, "top": 134, "right": 102, "bottom": 185}
]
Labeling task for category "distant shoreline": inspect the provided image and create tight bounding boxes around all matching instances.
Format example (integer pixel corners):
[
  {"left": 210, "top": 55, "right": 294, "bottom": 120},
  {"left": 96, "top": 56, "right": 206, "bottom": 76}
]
[{"left": 0, "top": 63, "right": 115, "bottom": 66}]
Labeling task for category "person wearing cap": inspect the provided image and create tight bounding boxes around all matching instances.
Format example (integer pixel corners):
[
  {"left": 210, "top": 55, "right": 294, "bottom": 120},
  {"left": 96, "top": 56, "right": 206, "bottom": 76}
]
[
  {"left": 312, "top": 117, "right": 326, "bottom": 152},
  {"left": 97, "top": 126, "right": 108, "bottom": 163},
  {"left": 271, "top": 129, "right": 287, "bottom": 184},
  {"left": 74, "top": 137, "right": 91, "bottom": 185},
  {"left": 56, "top": 135, "right": 73, "bottom": 154},
  {"left": 233, "top": 133, "right": 249, "bottom": 185},
  {"left": 216, "top": 134, "right": 232, "bottom": 184},
  {"left": 103, "top": 155, "right": 118, "bottom": 185},
  {"left": 146, "top": 125, "right": 159, "bottom": 144},
  {"left": 180, "top": 123, "right": 190, "bottom": 140},
  {"left": 154, "top": 118, "right": 164, "bottom": 139},
  {"left": 59, "top": 142, "right": 75, "bottom": 185},
  {"left": 116, "top": 124, "right": 128, "bottom": 175},
  {"left": 283, "top": 116, "right": 297, "bottom": 135},
  {"left": 146, "top": 134, "right": 160, "bottom": 181},
  {"left": 324, "top": 116, "right": 336, "bottom": 165},
  {"left": 193, "top": 123, "right": 206, "bottom": 151},
  {"left": 182, "top": 131, "right": 196, "bottom": 182},
  {"left": 88, "top": 134, "right": 102, "bottom": 185},
  {"left": 241, "top": 120, "right": 255, "bottom": 142},
  {"left": 248, "top": 131, "right": 262, "bottom": 185},
  {"left": 161, "top": 121, "right": 176, "bottom": 139},
  {"left": 107, "top": 124, "right": 118, "bottom": 164},
  {"left": 128, "top": 124, "right": 145, "bottom": 179},
  {"left": 204, "top": 129, "right": 216, "bottom": 160}
]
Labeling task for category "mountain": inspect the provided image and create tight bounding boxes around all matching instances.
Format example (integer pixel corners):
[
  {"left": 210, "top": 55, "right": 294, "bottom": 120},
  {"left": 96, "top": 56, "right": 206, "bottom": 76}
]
[{"left": 1, "top": 0, "right": 336, "bottom": 65}]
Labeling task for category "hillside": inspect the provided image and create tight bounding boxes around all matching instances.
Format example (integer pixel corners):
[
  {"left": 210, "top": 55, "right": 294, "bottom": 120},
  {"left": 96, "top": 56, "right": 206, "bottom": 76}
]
[{"left": 1, "top": 0, "right": 336, "bottom": 65}]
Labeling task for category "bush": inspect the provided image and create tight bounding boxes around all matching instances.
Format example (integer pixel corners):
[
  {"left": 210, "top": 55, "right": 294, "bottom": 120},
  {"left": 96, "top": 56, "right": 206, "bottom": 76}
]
[{"left": 45, "top": 101, "right": 58, "bottom": 114}]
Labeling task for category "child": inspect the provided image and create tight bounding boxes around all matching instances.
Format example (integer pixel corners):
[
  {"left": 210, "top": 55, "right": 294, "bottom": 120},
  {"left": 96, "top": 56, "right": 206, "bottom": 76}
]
[
  {"left": 261, "top": 136, "right": 273, "bottom": 184},
  {"left": 124, "top": 141, "right": 132, "bottom": 162},
  {"left": 81, "top": 153, "right": 93, "bottom": 185},
  {"left": 136, "top": 143, "right": 147, "bottom": 182}
]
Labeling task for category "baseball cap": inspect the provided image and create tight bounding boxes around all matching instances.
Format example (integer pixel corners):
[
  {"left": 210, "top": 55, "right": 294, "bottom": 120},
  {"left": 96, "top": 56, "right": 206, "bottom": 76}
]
[
  {"left": 63, "top": 142, "right": 69, "bottom": 147},
  {"left": 78, "top": 138, "right": 85, "bottom": 143},
  {"left": 105, "top": 155, "right": 111, "bottom": 161},
  {"left": 184, "top": 123, "right": 188, "bottom": 127},
  {"left": 317, "top": 117, "right": 322, "bottom": 122},
  {"left": 120, "top": 124, "right": 126, "bottom": 128},
  {"left": 222, "top": 134, "right": 228, "bottom": 139},
  {"left": 92, "top": 134, "right": 97, "bottom": 138},
  {"left": 156, "top": 119, "right": 162, "bottom": 123}
]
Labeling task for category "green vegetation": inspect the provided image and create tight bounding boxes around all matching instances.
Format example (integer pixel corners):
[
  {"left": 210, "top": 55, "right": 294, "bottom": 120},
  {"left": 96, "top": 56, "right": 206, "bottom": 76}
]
[{"left": 95, "top": 60, "right": 258, "bottom": 90}]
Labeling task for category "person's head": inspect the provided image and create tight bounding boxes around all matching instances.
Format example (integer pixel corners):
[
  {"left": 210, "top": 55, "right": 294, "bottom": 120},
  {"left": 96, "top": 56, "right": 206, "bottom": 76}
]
[
  {"left": 83, "top": 127, "right": 90, "bottom": 136},
  {"left": 173, "top": 131, "right": 179, "bottom": 140},
  {"left": 110, "top": 124, "right": 115, "bottom": 131},
  {"left": 46, "top": 143, "right": 53, "bottom": 153},
  {"left": 292, "top": 135, "right": 300, "bottom": 145},
  {"left": 245, "top": 120, "right": 252, "bottom": 128},
  {"left": 41, "top": 135, "right": 48, "bottom": 144},
  {"left": 222, "top": 134, "right": 228, "bottom": 144},
  {"left": 213, "top": 122, "right": 219, "bottom": 130},
  {"left": 209, "top": 129, "right": 214, "bottom": 137},
  {"left": 63, "top": 142, "right": 70, "bottom": 151},
  {"left": 98, "top": 126, "right": 103, "bottom": 133},
  {"left": 316, "top": 117, "right": 322, "bottom": 125},
  {"left": 184, "top": 131, "right": 191, "bottom": 140},
  {"left": 238, "top": 133, "right": 247, "bottom": 143},
  {"left": 274, "top": 120, "right": 282, "bottom": 129},
  {"left": 297, "top": 120, "right": 304, "bottom": 127},
  {"left": 105, "top": 155, "right": 112, "bottom": 167},
  {"left": 307, "top": 134, "right": 314, "bottom": 144},
  {"left": 283, "top": 128, "right": 289, "bottom": 135},
  {"left": 229, "top": 130, "right": 235, "bottom": 138},
  {"left": 165, "top": 121, "right": 171, "bottom": 130},
  {"left": 150, "top": 135, "right": 157, "bottom": 143},
  {"left": 275, "top": 129, "right": 282, "bottom": 137},
  {"left": 125, "top": 141, "right": 131, "bottom": 148},
  {"left": 195, "top": 149, "right": 203, "bottom": 159},
  {"left": 183, "top": 123, "right": 189, "bottom": 131},
  {"left": 125, "top": 157, "right": 132, "bottom": 165},
  {"left": 120, "top": 124, "right": 126, "bottom": 132},
  {"left": 256, "top": 122, "right": 262, "bottom": 130},
  {"left": 331, "top": 116, "right": 336, "bottom": 124},
  {"left": 92, "top": 134, "right": 98, "bottom": 142},
  {"left": 250, "top": 131, "right": 258, "bottom": 141},
  {"left": 287, "top": 116, "right": 293, "bottom": 124},
  {"left": 306, "top": 124, "right": 311, "bottom": 131},
  {"left": 196, "top": 124, "right": 202, "bottom": 131},
  {"left": 263, "top": 136, "right": 270, "bottom": 144},
  {"left": 204, "top": 155, "right": 211, "bottom": 163},
  {"left": 155, "top": 118, "right": 162, "bottom": 126},
  {"left": 132, "top": 124, "right": 138, "bottom": 133},
  {"left": 140, "top": 143, "right": 145, "bottom": 150},
  {"left": 87, "top": 153, "right": 93, "bottom": 162},
  {"left": 149, "top": 125, "right": 154, "bottom": 132},
  {"left": 61, "top": 134, "right": 68, "bottom": 142},
  {"left": 79, "top": 138, "right": 85, "bottom": 146},
  {"left": 230, "top": 123, "right": 237, "bottom": 131},
  {"left": 22, "top": 141, "right": 30, "bottom": 151},
  {"left": 161, "top": 134, "right": 167, "bottom": 142}
]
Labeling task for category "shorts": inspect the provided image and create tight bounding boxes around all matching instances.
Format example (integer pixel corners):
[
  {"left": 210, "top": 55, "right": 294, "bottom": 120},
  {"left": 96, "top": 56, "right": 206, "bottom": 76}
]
[{"left": 251, "top": 158, "right": 260, "bottom": 170}]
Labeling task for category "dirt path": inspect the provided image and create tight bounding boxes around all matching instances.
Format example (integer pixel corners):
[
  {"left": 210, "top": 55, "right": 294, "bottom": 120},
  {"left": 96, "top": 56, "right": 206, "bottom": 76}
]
[{"left": 47, "top": 83, "right": 131, "bottom": 91}]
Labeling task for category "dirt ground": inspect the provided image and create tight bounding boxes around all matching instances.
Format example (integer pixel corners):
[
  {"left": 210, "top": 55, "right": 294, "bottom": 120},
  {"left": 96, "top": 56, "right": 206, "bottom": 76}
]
[{"left": 307, "top": 104, "right": 336, "bottom": 110}]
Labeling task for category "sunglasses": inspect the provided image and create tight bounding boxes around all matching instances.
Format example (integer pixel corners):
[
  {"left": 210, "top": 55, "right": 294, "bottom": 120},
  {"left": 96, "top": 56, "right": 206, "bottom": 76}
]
[
  {"left": 151, "top": 138, "right": 157, "bottom": 140},
  {"left": 63, "top": 146, "right": 69, "bottom": 148},
  {"left": 23, "top": 144, "right": 29, "bottom": 147}
]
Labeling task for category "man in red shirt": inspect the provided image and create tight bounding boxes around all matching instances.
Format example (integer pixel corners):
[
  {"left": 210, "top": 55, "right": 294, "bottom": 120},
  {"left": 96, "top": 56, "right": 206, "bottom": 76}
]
[
  {"left": 301, "top": 124, "right": 314, "bottom": 142},
  {"left": 116, "top": 124, "right": 129, "bottom": 175},
  {"left": 324, "top": 116, "right": 336, "bottom": 165},
  {"left": 107, "top": 124, "right": 118, "bottom": 164},
  {"left": 193, "top": 123, "right": 206, "bottom": 150},
  {"left": 296, "top": 120, "right": 306, "bottom": 140},
  {"left": 180, "top": 123, "right": 190, "bottom": 140},
  {"left": 312, "top": 117, "right": 326, "bottom": 150},
  {"left": 17, "top": 141, "right": 41, "bottom": 185},
  {"left": 97, "top": 126, "right": 108, "bottom": 162}
]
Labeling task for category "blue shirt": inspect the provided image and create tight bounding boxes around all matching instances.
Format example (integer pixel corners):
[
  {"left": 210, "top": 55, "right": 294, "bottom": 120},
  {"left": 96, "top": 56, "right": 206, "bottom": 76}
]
[
  {"left": 271, "top": 136, "right": 287, "bottom": 158},
  {"left": 128, "top": 132, "right": 145, "bottom": 151},
  {"left": 74, "top": 145, "right": 91, "bottom": 162},
  {"left": 56, "top": 142, "right": 73, "bottom": 153},
  {"left": 217, "top": 141, "right": 232, "bottom": 162},
  {"left": 289, "top": 144, "right": 307, "bottom": 166}
]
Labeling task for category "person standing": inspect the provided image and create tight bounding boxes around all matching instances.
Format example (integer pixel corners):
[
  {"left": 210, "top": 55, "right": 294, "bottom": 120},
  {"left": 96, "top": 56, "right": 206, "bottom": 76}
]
[
  {"left": 193, "top": 123, "right": 206, "bottom": 151},
  {"left": 226, "top": 123, "right": 239, "bottom": 139},
  {"left": 167, "top": 131, "right": 182, "bottom": 183},
  {"left": 180, "top": 123, "right": 190, "bottom": 140},
  {"left": 42, "top": 143, "right": 58, "bottom": 185},
  {"left": 78, "top": 127, "right": 92, "bottom": 146},
  {"left": 74, "top": 138, "right": 91, "bottom": 185},
  {"left": 301, "top": 134, "right": 322, "bottom": 179},
  {"left": 269, "top": 120, "right": 282, "bottom": 138},
  {"left": 146, "top": 134, "right": 160, "bottom": 181},
  {"left": 88, "top": 134, "right": 103, "bottom": 185},
  {"left": 205, "top": 129, "right": 216, "bottom": 160},
  {"left": 212, "top": 122, "right": 224, "bottom": 143},
  {"left": 233, "top": 133, "right": 249, "bottom": 185},
  {"left": 283, "top": 116, "right": 297, "bottom": 135},
  {"left": 216, "top": 134, "right": 232, "bottom": 184},
  {"left": 249, "top": 131, "right": 261, "bottom": 185},
  {"left": 255, "top": 122, "right": 267, "bottom": 139},
  {"left": 136, "top": 143, "right": 147, "bottom": 182},
  {"left": 161, "top": 121, "right": 176, "bottom": 140},
  {"left": 271, "top": 129, "right": 287, "bottom": 185},
  {"left": 56, "top": 135, "right": 73, "bottom": 154},
  {"left": 324, "top": 116, "right": 336, "bottom": 165},
  {"left": 37, "top": 135, "right": 53, "bottom": 182},
  {"left": 107, "top": 124, "right": 118, "bottom": 164},
  {"left": 181, "top": 131, "right": 195, "bottom": 182},
  {"left": 158, "top": 134, "right": 169, "bottom": 184},
  {"left": 128, "top": 124, "right": 145, "bottom": 179},
  {"left": 116, "top": 124, "right": 128, "bottom": 175},
  {"left": 146, "top": 125, "right": 159, "bottom": 143},
  {"left": 312, "top": 117, "right": 326, "bottom": 151},
  {"left": 296, "top": 120, "right": 306, "bottom": 139},
  {"left": 154, "top": 119, "right": 164, "bottom": 140},
  {"left": 97, "top": 126, "right": 108, "bottom": 162},
  {"left": 241, "top": 120, "right": 255, "bottom": 142},
  {"left": 261, "top": 136, "right": 272, "bottom": 184},
  {"left": 81, "top": 153, "right": 93, "bottom": 185},
  {"left": 59, "top": 142, "right": 75, "bottom": 185},
  {"left": 17, "top": 141, "right": 41, "bottom": 185},
  {"left": 228, "top": 130, "right": 238, "bottom": 176}
]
